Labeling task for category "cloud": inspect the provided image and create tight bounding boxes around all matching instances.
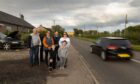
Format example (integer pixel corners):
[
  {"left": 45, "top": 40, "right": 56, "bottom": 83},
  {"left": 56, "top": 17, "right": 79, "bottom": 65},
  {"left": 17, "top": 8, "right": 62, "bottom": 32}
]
[
  {"left": 130, "top": 0, "right": 140, "bottom": 7},
  {"left": 0, "top": 0, "right": 140, "bottom": 32}
]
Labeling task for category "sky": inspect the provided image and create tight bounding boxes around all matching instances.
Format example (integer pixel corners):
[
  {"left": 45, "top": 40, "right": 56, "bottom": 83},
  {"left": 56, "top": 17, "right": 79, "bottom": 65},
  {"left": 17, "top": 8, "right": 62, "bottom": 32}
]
[{"left": 0, "top": 0, "right": 140, "bottom": 32}]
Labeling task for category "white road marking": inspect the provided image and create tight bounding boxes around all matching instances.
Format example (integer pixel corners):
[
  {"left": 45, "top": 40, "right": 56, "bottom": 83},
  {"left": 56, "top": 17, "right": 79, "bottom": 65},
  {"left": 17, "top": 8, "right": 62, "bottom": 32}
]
[
  {"left": 73, "top": 47, "right": 100, "bottom": 84},
  {"left": 131, "top": 59, "right": 140, "bottom": 64},
  {"left": 79, "top": 54, "right": 100, "bottom": 84}
]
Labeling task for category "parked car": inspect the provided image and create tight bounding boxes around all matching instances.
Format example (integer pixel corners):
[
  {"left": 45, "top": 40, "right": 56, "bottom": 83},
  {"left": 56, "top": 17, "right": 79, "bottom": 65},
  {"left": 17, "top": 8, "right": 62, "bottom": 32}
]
[
  {"left": 90, "top": 37, "right": 133, "bottom": 61},
  {"left": 0, "top": 31, "right": 24, "bottom": 50}
]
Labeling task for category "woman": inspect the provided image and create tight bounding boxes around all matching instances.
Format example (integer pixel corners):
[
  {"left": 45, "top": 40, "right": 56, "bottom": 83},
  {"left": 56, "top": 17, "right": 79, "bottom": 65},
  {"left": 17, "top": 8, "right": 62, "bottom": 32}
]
[
  {"left": 59, "top": 32, "right": 70, "bottom": 48},
  {"left": 43, "top": 31, "right": 55, "bottom": 71}
]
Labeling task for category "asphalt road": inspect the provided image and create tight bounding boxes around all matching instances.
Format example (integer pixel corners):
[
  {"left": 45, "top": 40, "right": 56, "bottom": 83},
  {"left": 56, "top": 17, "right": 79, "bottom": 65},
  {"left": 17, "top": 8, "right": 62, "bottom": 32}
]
[{"left": 71, "top": 38, "right": 140, "bottom": 84}]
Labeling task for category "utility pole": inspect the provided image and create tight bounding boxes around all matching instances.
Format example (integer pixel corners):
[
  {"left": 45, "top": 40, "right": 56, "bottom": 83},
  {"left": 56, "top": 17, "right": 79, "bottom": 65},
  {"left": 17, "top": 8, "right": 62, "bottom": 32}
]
[
  {"left": 124, "top": 14, "right": 128, "bottom": 37},
  {"left": 97, "top": 24, "right": 99, "bottom": 37},
  {"left": 53, "top": 20, "right": 56, "bottom": 26},
  {"left": 83, "top": 25, "right": 86, "bottom": 31}
]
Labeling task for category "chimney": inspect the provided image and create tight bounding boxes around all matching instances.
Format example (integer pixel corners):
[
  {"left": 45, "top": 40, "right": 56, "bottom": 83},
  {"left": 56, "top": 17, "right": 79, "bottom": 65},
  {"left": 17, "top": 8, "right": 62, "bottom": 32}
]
[{"left": 20, "top": 14, "right": 24, "bottom": 20}]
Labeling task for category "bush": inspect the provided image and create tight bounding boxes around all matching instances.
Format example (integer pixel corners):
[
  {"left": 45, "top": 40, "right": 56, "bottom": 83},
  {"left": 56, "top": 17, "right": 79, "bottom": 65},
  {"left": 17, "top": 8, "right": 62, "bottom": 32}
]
[{"left": 20, "top": 33, "right": 30, "bottom": 46}]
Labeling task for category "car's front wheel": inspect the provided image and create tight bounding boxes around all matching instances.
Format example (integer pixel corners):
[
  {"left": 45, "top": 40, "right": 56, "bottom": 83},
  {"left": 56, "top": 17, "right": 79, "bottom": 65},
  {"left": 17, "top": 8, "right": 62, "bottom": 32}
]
[
  {"left": 101, "top": 51, "right": 107, "bottom": 61},
  {"left": 3, "top": 43, "right": 11, "bottom": 50}
]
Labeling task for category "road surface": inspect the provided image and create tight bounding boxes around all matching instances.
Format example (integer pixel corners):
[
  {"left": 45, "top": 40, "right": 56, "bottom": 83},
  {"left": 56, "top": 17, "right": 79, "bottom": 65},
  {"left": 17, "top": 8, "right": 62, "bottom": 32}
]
[{"left": 71, "top": 38, "right": 140, "bottom": 84}]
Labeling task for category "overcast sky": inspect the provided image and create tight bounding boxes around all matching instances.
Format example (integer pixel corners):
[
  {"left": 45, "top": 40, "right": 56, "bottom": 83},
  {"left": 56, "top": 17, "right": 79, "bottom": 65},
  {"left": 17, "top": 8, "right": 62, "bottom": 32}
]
[{"left": 0, "top": 0, "right": 140, "bottom": 32}]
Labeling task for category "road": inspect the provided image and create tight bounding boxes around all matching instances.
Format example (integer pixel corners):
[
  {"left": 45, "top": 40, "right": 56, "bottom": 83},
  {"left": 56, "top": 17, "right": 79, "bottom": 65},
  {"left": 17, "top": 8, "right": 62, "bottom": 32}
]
[{"left": 71, "top": 38, "right": 140, "bottom": 84}]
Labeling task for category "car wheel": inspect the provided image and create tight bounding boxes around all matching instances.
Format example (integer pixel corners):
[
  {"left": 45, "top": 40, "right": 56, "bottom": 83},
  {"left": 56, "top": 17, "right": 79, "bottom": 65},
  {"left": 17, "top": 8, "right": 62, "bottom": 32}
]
[
  {"left": 125, "top": 58, "right": 131, "bottom": 61},
  {"left": 101, "top": 51, "right": 107, "bottom": 61},
  {"left": 3, "top": 43, "right": 11, "bottom": 50}
]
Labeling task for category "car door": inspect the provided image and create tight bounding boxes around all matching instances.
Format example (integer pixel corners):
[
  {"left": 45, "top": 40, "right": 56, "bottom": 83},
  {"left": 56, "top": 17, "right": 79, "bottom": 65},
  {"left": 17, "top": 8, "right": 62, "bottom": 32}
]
[{"left": 93, "top": 38, "right": 102, "bottom": 55}]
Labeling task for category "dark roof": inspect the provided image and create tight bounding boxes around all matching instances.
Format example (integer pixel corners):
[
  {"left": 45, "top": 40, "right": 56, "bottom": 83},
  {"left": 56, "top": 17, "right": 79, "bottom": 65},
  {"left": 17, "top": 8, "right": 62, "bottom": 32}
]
[
  {"left": 0, "top": 11, "right": 34, "bottom": 28},
  {"left": 103, "top": 37, "right": 126, "bottom": 40}
]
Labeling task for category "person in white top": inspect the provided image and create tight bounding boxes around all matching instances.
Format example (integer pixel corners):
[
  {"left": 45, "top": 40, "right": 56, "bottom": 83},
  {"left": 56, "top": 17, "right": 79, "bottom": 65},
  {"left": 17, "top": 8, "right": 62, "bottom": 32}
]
[
  {"left": 59, "top": 32, "right": 70, "bottom": 48},
  {"left": 58, "top": 32, "right": 70, "bottom": 69}
]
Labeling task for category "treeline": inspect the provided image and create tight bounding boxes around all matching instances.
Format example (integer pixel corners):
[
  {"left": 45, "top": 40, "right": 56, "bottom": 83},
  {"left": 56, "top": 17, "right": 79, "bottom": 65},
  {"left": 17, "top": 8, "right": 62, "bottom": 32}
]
[{"left": 73, "top": 25, "right": 140, "bottom": 44}]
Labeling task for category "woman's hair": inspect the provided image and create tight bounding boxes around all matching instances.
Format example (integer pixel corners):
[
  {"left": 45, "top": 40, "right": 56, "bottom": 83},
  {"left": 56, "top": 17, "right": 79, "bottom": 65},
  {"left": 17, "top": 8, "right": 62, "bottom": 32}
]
[
  {"left": 63, "top": 32, "right": 69, "bottom": 37},
  {"left": 62, "top": 40, "right": 67, "bottom": 44}
]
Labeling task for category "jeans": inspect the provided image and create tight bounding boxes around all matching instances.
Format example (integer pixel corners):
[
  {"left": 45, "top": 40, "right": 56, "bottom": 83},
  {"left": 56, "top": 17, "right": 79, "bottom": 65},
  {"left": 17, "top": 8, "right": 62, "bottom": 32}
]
[
  {"left": 40, "top": 45, "right": 44, "bottom": 62},
  {"left": 29, "top": 45, "right": 39, "bottom": 65}
]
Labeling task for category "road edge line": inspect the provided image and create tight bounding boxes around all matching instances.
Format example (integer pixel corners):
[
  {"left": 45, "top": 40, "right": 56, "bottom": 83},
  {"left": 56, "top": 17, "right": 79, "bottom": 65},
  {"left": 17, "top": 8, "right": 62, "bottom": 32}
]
[
  {"left": 131, "top": 59, "right": 140, "bottom": 63},
  {"left": 72, "top": 46, "right": 100, "bottom": 84}
]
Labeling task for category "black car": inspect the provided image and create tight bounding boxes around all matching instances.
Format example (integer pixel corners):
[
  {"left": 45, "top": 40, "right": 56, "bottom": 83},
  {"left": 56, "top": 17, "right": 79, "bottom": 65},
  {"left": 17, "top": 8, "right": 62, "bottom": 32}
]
[
  {"left": 90, "top": 37, "right": 133, "bottom": 61},
  {"left": 0, "top": 31, "right": 23, "bottom": 50}
]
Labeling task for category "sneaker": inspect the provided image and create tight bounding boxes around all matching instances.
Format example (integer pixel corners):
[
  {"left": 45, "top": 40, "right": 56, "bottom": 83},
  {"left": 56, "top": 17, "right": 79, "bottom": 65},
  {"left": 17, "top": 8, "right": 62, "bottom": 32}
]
[{"left": 49, "top": 67, "right": 53, "bottom": 71}]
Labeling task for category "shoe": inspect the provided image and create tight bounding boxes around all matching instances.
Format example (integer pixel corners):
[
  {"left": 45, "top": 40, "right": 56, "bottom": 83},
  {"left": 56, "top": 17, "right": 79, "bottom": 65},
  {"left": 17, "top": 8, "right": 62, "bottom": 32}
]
[{"left": 49, "top": 67, "right": 53, "bottom": 71}]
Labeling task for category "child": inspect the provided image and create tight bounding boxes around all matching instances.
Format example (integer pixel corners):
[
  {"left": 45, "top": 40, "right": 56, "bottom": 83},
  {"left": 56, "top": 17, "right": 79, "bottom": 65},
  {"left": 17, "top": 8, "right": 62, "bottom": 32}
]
[
  {"left": 58, "top": 40, "right": 69, "bottom": 69},
  {"left": 48, "top": 45, "right": 56, "bottom": 71}
]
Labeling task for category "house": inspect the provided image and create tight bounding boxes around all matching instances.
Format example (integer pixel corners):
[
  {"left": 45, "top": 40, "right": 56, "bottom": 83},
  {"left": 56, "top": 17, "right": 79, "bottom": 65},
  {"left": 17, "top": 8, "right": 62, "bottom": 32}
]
[
  {"left": 0, "top": 11, "right": 34, "bottom": 33},
  {"left": 37, "top": 25, "right": 52, "bottom": 32}
]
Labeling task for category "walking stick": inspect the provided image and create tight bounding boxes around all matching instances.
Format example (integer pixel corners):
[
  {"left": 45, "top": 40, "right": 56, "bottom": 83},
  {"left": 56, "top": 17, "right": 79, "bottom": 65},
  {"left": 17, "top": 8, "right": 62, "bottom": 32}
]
[{"left": 38, "top": 46, "right": 40, "bottom": 66}]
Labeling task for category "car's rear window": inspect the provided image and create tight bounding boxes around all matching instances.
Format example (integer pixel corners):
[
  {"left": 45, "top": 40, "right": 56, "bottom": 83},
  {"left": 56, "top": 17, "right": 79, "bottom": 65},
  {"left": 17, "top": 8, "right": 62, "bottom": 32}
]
[{"left": 109, "top": 39, "right": 131, "bottom": 46}]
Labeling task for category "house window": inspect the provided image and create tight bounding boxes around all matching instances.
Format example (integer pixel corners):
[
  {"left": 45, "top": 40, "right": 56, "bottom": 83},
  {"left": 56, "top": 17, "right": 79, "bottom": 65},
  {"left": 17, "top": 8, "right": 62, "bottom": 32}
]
[
  {"left": 28, "top": 29, "right": 30, "bottom": 33},
  {"left": 6, "top": 26, "right": 12, "bottom": 31}
]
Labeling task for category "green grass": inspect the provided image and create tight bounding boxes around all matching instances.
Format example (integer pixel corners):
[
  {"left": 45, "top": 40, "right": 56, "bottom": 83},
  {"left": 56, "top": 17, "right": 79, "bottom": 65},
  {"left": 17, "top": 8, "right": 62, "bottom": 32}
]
[
  {"left": 75, "top": 36, "right": 140, "bottom": 51},
  {"left": 76, "top": 37, "right": 96, "bottom": 43},
  {"left": 132, "top": 45, "right": 140, "bottom": 51}
]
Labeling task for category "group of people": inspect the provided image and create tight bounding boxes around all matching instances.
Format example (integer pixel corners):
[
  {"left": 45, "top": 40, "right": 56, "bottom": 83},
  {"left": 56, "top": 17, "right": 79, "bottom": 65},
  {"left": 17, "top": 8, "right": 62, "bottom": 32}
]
[{"left": 27, "top": 28, "right": 70, "bottom": 71}]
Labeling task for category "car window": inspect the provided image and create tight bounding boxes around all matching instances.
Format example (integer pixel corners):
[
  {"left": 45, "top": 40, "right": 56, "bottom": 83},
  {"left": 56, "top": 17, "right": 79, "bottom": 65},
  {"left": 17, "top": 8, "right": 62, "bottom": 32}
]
[
  {"left": 99, "top": 38, "right": 108, "bottom": 46},
  {"left": 109, "top": 39, "right": 131, "bottom": 46},
  {"left": 0, "top": 33, "right": 6, "bottom": 39}
]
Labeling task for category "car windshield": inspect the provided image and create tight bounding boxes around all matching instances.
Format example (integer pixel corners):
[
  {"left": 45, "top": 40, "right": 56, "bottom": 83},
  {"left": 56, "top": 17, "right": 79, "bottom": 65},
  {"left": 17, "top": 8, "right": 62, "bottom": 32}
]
[
  {"left": 109, "top": 39, "right": 131, "bottom": 46},
  {"left": 0, "top": 32, "right": 7, "bottom": 39}
]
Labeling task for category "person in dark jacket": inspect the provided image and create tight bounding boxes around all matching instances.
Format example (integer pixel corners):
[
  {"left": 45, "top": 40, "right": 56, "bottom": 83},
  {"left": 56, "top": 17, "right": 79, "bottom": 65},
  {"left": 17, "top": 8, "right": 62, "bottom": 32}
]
[
  {"left": 53, "top": 31, "right": 61, "bottom": 69},
  {"left": 27, "top": 28, "right": 41, "bottom": 67},
  {"left": 39, "top": 33, "right": 45, "bottom": 62}
]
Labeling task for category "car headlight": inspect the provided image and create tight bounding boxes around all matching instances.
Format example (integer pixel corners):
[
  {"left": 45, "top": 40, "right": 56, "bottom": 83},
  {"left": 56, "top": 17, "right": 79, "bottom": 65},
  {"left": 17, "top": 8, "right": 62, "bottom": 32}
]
[{"left": 0, "top": 40, "right": 5, "bottom": 43}]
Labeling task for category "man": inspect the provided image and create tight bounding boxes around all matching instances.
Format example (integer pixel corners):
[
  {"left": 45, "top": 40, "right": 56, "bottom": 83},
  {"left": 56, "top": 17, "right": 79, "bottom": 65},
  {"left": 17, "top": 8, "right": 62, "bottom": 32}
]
[
  {"left": 28, "top": 28, "right": 41, "bottom": 67},
  {"left": 53, "top": 31, "right": 61, "bottom": 69},
  {"left": 39, "top": 31, "right": 45, "bottom": 62}
]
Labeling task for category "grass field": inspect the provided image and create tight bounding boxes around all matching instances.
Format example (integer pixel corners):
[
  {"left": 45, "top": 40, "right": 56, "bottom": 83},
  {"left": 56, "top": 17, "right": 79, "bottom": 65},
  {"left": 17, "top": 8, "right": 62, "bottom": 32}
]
[{"left": 76, "top": 37, "right": 140, "bottom": 51}]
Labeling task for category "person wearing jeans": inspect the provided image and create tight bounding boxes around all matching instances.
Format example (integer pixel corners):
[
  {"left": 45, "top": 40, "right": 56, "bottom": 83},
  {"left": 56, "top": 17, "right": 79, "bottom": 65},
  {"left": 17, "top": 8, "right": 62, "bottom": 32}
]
[
  {"left": 28, "top": 28, "right": 41, "bottom": 67},
  {"left": 53, "top": 31, "right": 61, "bottom": 69}
]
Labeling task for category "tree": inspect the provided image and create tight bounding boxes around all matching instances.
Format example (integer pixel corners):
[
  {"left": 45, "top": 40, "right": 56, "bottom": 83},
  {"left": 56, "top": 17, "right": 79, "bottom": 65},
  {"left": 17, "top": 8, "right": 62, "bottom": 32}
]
[
  {"left": 113, "top": 29, "right": 121, "bottom": 36},
  {"left": 73, "top": 28, "right": 83, "bottom": 36},
  {"left": 52, "top": 25, "right": 65, "bottom": 36},
  {"left": 122, "top": 25, "right": 140, "bottom": 44}
]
